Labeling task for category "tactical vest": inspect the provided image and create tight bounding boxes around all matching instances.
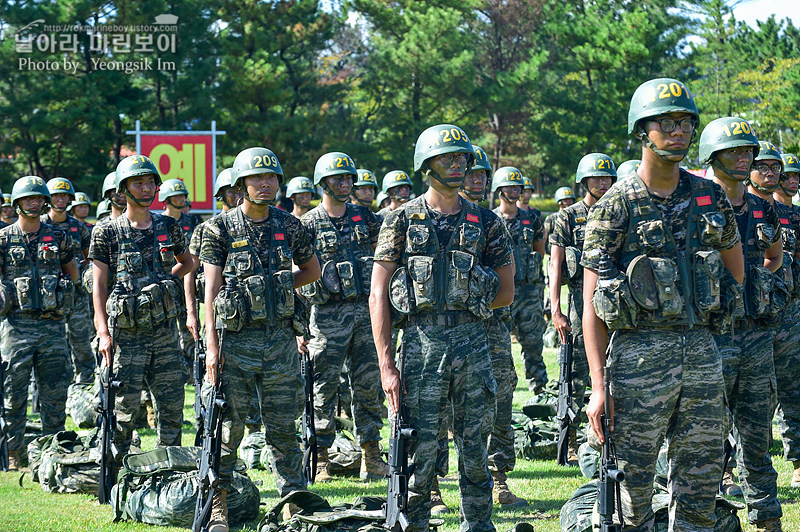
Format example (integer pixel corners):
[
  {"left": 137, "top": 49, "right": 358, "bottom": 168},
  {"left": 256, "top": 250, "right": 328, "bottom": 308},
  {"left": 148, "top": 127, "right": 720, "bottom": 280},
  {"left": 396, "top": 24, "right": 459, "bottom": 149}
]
[
  {"left": 495, "top": 207, "right": 543, "bottom": 286},
  {"left": 388, "top": 197, "right": 500, "bottom": 322},
  {"left": 1, "top": 223, "right": 73, "bottom": 315},
  {"left": 177, "top": 213, "right": 194, "bottom": 241},
  {"left": 737, "top": 194, "right": 781, "bottom": 320},
  {"left": 775, "top": 201, "right": 800, "bottom": 300},
  {"left": 212, "top": 206, "right": 295, "bottom": 331},
  {"left": 107, "top": 213, "right": 182, "bottom": 329},
  {"left": 561, "top": 201, "right": 589, "bottom": 287},
  {"left": 613, "top": 173, "right": 725, "bottom": 328},
  {"left": 45, "top": 214, "right": 88, "bottom": 293},
  {"left": 300, "top": 204, "right": 374, "bottom": 304}
]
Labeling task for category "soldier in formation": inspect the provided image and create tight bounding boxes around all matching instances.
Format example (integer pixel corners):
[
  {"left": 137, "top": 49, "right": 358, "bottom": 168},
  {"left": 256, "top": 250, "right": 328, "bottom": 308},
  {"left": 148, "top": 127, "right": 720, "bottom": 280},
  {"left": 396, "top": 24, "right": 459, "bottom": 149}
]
[
  {"left": 286, "top": 176, "right": 315, "bottom": 219},
  {"left": 377, "top": 170, "right": 413, "bottom": 219}
]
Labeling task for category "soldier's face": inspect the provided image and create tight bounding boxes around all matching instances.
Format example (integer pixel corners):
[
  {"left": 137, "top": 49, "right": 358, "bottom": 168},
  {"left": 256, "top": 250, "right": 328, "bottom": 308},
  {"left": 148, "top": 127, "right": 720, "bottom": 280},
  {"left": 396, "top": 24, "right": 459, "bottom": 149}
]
[
  {"left": 50, "top": 193, "right": 72, "bottom": 211},
  {"left": 72, "top": 204, "right": 90, "bottom": 219},
  {"left": 520, "top": 188, "right": 532, "bottom": 203},
  {"left": 244, "top": 173, "right": 280, "bottom": 203},
  {"left": 428, "top": 152, "right": 468, "bottom": 186},
  {"left": 558, "top": 198, "right": 575, "bottom": 209},
  {"left": 584, "top": 176, "right": 612, "bottom": 199},
  {"left": 716, "top": 147, "right": 754, "bottom": 180},
  {"left": 353, "top": 186, "right": 376, "bottom": 204},
  {"left": 389, "top": 185, "right": 411, "bottom": 201},
  {"left": 18, "top": 195, "right": 46, "bottom": 214},
  {"left": 463, "top": 169, "right": 487, "bottom": 197},
  {"left": 181, "top": 204, "right": 191, "bottom": 214},
  {"left": 781, "top": 172, "right": 799, "bottom": 195},
  {"left": 324, "top": 174, "right": 353, "bottom": 196},
  {"left": 293, "top": 191, "right": 312, "bottom": 208},
  {"left": 499, "top": 185, "right": 521, "bottom": 201},
  {"left": 222, "top": 187, "right": 243, "bottom": 207},
  {"left": 750, "top": 158, "right": 781, "bottom": 189},
  {"left": 169, "top": 194, "right": 187, "bottom": 209},
  {"left": 1, "top": 205, "right": 14, "bottom": 218},
  {"left": 644, "top": 112, "right": 694, "bottom": 161},
  {"left": 125, "top": 175, "right": 157, "bottom": 203},
  {"left": 109, "top": 189, "right": 126, "bottom": 206}
]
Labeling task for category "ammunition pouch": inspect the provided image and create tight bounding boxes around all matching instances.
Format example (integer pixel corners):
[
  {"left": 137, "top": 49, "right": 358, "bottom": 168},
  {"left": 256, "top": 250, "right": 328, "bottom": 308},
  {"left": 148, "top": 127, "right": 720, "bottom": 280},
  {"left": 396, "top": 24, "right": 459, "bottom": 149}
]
[
  {"left": 336, "top": 261, "right": 360, "bottom": 300},
  {"left": 445, "top": 250, "right": 472, "bottom": 307},
  {"left": 107, "top": 290, "right": 137, "bottom": 329},
  {"left": 299, "top": 280, "right": 330, "bottom": 306},
  {"left": 710, "top": 268, "right": 743, "bottom": 336},
  {"left": 779, "top": 252, "right": 795, "bottom": 298},
  {"left": 408, "top": 255, "right": 436, "bottom": 311},
  {"left": 626, "top": 255, "right": 683, "bottom": 319},
  {"left": 40, "top": 274, "right": 59, "bottom": 311},
  {"left": 160, "top": 277, "right": 182, "bottom": 320},
  {"left": 467, "top": 263, "right": 500, "bottom": 320},
  {"left": 243, "top": 275, "right": 269, "bottom": 321},
  {"left": 136, "top": 283, "right": 166, "bottom": 328},
  {"left": 747, "top": 265, "right": 773, "bottom": 319},
  {"left": 693, "top": 250, "right": 723, "bottom": 313},
  {"left": 698, "top": 212, "right": 726, "bottom": 246},
  {"left": 55, "top": 275, "right": 76, "bottom": 316},
  {"left": 592, "top": 271, "right": 637, "bottom": 331},
  {"left": 213, "top": 284, "right": 248, "bottom": 332},
  {"left": 755, "top": 223, "right": 775, "bottom": 250},
  {"left": 272, "top": 270, "right": 295, "bottom": 319},
  {"left": 564, "top": 247, "right": 583, "bottom": 284},
  {"left": 13, "top": 277, "right": 36, "bottom": 311}
]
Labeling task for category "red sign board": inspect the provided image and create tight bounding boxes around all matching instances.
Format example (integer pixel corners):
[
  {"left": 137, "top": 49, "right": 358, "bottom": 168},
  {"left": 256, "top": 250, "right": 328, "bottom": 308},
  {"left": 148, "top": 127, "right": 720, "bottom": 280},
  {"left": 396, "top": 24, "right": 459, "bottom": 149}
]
[{"left": 140, "top": 134, "right": 214, "bottom": 211}]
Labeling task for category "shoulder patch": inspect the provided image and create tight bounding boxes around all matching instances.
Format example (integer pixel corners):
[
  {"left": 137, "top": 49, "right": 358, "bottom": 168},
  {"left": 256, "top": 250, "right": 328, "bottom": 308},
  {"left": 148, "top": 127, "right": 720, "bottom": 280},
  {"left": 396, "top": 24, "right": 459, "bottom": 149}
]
[
  {"left": 466, "top": 213, "right": 480, "bottom": 223},
  {"left": 752, "top": 210, "right": 763, "bottom": 219},
  {"left": 696, "top": 196, "right": 711, "bottom": 206}
]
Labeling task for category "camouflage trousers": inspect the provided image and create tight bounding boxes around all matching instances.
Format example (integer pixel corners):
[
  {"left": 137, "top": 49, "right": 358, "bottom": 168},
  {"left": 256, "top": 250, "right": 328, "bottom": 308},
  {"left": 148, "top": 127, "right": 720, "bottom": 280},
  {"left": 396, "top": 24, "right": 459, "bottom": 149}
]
[
  {"left": 206, "top": 323, "right": 305, "bottom": 495},
  {"left": 773, "top": 301, "right": 800, "bottom": 463},
  {"left": 716, "top": 323, "right": 782, "bottom": 523},
  {"left": 112, "top": 320, "right": 185, "bottom": 456},
  {"left": 486, "top": 315, "right": 517, "bottom": 474},
  {"left": 402, "top": 319, "right": 496, "bottom": 532},
  {"left": 177, "top": 306, "right": 194, "bottom": 384},
  {"left": 65, "top": 290, "right": 95, "bottom": 385},
  {"left": 512, "top": 282, "right": 547, "bottom": 390},
  {"left": 610, "top": 326, "right": 725, "bottom": 531},
  {"left": 308, "top": 300, "right": 383, "bottom": 447},
  {"left": 567, "top": 286, "right": 588, "bottom": 431},
  {"left": 1, "top": 315, "right": 71, "bottom": 454}
]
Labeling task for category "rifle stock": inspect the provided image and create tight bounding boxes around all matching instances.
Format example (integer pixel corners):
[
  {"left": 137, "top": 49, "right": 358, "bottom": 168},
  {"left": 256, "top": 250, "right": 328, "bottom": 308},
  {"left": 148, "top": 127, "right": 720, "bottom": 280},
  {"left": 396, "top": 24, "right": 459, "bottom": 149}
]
[
  {"left": 300, "top": 343, "right": 317, "bottom": 484},
  {"left": 556, "top": 334, "right": 576, "bottom": 466},
  {"left": 97, "top": 312, "right": 124, "bottom": 505},
  {"left": 598, "top": 363, "right": 624, "bottom": 532},
  {"left": 193, "top": 340, "right": 206, "bottom": 448}
]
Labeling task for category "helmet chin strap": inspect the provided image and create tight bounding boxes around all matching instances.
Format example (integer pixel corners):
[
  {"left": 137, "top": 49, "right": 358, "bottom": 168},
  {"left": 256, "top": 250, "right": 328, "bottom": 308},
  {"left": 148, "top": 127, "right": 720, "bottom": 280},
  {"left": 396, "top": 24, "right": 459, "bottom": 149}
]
[
  {"left": 16, "top": 204, "right": 47, "bottom": 218},
  {"left": 243, "top": 190, "right": 272, "bottom": 205},
  {"left": 499, "top": 190, "right": 519, "bottom": 204},
  {"left": 779, "top": 183, "right": 797, "bottom": 198},
  {"left": 321, "top": 182, "right": 350, "bottom": 202},
  {"left": 123, "top": 188, "right": 155, "bottom": 208},
  {"left": 640, "top": 129, "right": 695, "bottom": 162},
  {"left": 353, "top": 196, "right": 373, "bottom": 208},
  {"left": 166, "top": 197, "right": 185, "bottom": 210},
  {"left": 749, "top": 179, "right": 779, "bottom": 195},
  {"left": 711, "top": 160, "right": 749, "bottom": 182},
  {"left": 425, "top": 168, "right": 464, "bottom": 189},
  {"left": 460, "top": 187, "right": 484, "bottom": 201}
]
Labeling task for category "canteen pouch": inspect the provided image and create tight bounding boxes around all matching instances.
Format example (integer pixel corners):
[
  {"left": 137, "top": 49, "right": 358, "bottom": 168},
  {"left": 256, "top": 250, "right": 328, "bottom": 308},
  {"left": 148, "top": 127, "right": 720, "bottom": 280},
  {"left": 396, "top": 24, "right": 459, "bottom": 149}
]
[
  {"left": 40, "top": 275, "right": 59, "bottom": 311},
  {"left": 748, "top": 265, "right": 773, "bottom": 318},
  {"left": 755, "top": 223, "right": 775, "bottom": 250},
  {"left": 408, "top": 255, "right": 436, "bottom": 311},
  {"left": 213, "top": 286, "right": 247, "bottom": 332},
  {"left": 243, "top": 275, "right": 268, "bottom": 322},
  {"left": 14, "top": 276, "right": 35, "bottom": 311},
  {"left": 320, "top": 261, "right": 341, "bottom": 295},
  {"left": 389, "top": 266, "right": 412, "bottom": 328},
  {"left": 636, "top": 220, "right": 666, "bottom": 251},
  {"left": 107, "top": 291, "right": 136, "bottom": 329},
  {"left": 406, "top": 225, "right": 430, "bottom": 254},
  {"left": 698, "top": 212, "right": 726, "bottom": 246},
  {"left": 564, "top": 247, "right": 583, "bottom": 283},
  {"left": 56, "top": 275, "right": 76, "bottom": 315},
  {"left": 467, "top": 263, "right": 499, "bottom": 320},
  {"left": 357, "top": 256, "right": 373, "bottom": 296},
  {"left": 445, "top": 250, "right": 473, "bottom": 307},
  {"left": 159, "top": 247, "right": 176, "bottom": 269},
  {"left": 592, "top": 272, "right": 637, "bottom": 331},
  {"left": 299, "top": 281, "right": 330, "bottom": 306},
  {"left": 336, "top": 261, "right": 360, "bottom": 300},
  {"left": 649, "top": 257, "right": 683, "bottom": 317},
  {"left": 136, "top": 283, "right": 166, "bottom": 328},
  {"left": 82, "top": 268, "right": 94, "bottom": 295},
  {"left": 272, "top": 270, "right": 295, "bottom": 319},
  {"left": 710, "top": 268, "right": 742, "bottom": 336},
  {"left": 693, "top": 250, "right": 723, "bottom": 312},
  {"left": 161, "top": 278, "right": 181, "bottom": 320}
]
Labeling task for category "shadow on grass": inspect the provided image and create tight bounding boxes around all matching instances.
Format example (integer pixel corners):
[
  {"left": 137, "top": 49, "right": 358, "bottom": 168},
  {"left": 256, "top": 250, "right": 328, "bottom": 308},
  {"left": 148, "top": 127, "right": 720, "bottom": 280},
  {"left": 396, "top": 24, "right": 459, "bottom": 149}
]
[{"left": 512, "top": 467, "right": 583, "bottom": 480}]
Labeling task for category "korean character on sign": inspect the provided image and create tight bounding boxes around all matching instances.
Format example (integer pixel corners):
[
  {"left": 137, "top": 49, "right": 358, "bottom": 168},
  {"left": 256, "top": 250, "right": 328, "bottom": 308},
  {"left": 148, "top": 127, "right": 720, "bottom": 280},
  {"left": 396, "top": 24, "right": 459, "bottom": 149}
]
[
  {"left": 156, "top": 33, "right": 176, "bottom": 53},
  {"left": 89, "top": 32, "right": 108, "bottom": 53},
  {"left": 111, "top": 33, "right": 131, "bottom": 53},
  {"left": 134, "top": 33, "right": 154, "bottom": 53},
  {"left": 35, "top": 34, "right": 56, "bottom": 53},
  {"left": 58, "top": 33, "right": 78, "bottom": 53}
]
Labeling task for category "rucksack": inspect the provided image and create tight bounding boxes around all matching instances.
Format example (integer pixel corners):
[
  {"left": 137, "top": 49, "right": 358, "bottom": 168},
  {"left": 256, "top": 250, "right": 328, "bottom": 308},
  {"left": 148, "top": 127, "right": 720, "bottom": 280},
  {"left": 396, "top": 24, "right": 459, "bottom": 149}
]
[
  {"left": 111, "top": 446, "right": 260, "bottom": 527},
  {"left": 66, "top": 381, "right": 100, "bottom": 429},
  {"left": 257, "top": 490, "right": 386, "bottom": 532},
  {"left": 26, "top": 428, "right": 101, "bottom": 494}
]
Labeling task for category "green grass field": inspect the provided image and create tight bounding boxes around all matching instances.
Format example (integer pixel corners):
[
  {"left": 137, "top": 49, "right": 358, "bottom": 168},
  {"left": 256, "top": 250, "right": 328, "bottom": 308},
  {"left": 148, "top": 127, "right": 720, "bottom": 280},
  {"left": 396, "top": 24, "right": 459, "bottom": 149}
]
[{"left": 1, "top": 341, "right": 799, "bottom": 531}]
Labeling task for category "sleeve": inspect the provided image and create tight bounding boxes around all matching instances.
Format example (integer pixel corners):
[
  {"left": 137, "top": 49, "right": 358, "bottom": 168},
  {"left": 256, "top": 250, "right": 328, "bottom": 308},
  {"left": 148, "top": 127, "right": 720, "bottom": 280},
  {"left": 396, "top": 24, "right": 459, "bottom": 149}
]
[
  {"left": 300, "top": 212, "right": 316, "bottom": 242},
  {"left": 164, "top": 216, "right": 188, "bottom": 256},
  {"left": 188, "top": 223, "right": 204, "bottom": 256},
  {"left": 711, "top": 183, "right": 740, "bottom": 251},
  {"left": 79, "top": 223, "right": 91, "bottom": 251},
  {"left": 532, "top": 211, "right": 545, "bottom": 242},
  {"left": 373, "top": 208, "right": 407, "bottom": 264},
  {"left": 580, "top": 190, "right": 629, "bottom": 270},
  {"left": 88, "top": 224, "right": 112, "bottom": 265},
  {"left": 365, "top": 209, "right": 382, "bottom": 244},
  {"left": 57, "top": 229, "right": 76, "bottom": 266},
  {"left": 481, "top": 210, "right": 513, "bottom": 270},
  {"left": 287, "top": 215, "right": 316, "bottom": 266},
  {"left": 198, "top": 219, "right": 227, "bottom": 267},
  {"left": 548, "top": 210, "right": 571, "bottom": 248},
  {"left": 766, "top": 201, "right": 782, "bottom": 244}
]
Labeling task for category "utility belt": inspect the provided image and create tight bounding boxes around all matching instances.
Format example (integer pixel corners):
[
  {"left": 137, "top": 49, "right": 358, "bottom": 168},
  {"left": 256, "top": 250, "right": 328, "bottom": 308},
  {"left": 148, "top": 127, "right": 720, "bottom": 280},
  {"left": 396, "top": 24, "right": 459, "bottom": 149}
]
[
  {"left": 407, "top": 310, "right": 480, "bottom": 328},
  {"left": 212, "top": 271, "right": 298, "bottom": 333},
  {"left": 515, "top": 250, "right": 544, "bottom": 285},
  {"left": 106, "top": 277, "right": 183, "bottom": 329},
  {"left": 592, "top": 250, "right": 731, "bottom": 332},
  {"left": 299, "top": 258, "right": 372, "bottom": 306},
  {"left": 1, "top": 274, "right": 76, "bottom": 318}
]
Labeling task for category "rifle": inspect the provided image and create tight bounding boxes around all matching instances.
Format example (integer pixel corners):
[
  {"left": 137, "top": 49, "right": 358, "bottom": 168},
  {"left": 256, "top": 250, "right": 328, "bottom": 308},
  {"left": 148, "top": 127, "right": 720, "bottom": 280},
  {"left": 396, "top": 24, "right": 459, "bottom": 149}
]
[
  {"left": 598, "top": 362, "right": 624, "bottom": 532},
  {"left": 384, "top": 342, "right": 417, "bottom": 532},
  {"left": 556, "top": 333, "right": 576, "bottom": 466},
  {"left": 719, "top": 432, "right": 737, "bottom": 492},
  {"left": 97, "top": 307, "right": 124, "bottom": 505},
  {"left": 0, "top": 360, "right": 8, "bottom": 471},
  {"left": 193, "top": 340, "right": 207, "bottom": 447},
  {"left": 300, "top": 345, "right": 317, "bottom": 484},
  {"left": 193, "top": 323, "right": 228, "bottom": 532}
]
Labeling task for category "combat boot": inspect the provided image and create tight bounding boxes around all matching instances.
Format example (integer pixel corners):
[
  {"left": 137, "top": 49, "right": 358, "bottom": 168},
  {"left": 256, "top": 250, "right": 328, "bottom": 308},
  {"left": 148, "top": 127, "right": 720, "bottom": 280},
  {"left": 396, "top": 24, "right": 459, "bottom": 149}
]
[
  {"left": 720, "top": 468, "right": 743, "bottom": 497},
  {"left": 315, "top": 447, "right": 333, "bottom": 483},
  {"left": 360, "top": 440, "right": 389, "bottom": 480},
  {"left": 791, "top": 461, "right": 800, "bottom": 488},
  {"left": 430, "top": 476, "right": 450, "bottom": 515},
  {"left": 567, "top": 428, "right": 579, "bottom": 466},
  {"left": 492, "top": 470, "right": 527, "bottom": 508},
  {"left": 208, "top": 489, "right": 228, "bottom": 532},
  {"left": 755, "top": 518, "right": 783, "bottom": 532},
  {"left": 6, "top": 450, "right": 20, "bottom": 471}
]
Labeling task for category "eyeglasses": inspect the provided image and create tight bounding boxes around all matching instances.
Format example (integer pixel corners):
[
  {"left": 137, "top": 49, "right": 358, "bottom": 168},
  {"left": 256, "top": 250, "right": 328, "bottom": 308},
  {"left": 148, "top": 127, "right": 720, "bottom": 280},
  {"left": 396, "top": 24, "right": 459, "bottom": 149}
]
[
  {"left": 436, "top": 153, "right": 468, "bottom": 166},
  {"left": 650, "top": 117, "right": 698, "bottom": 134},
  {"left": 755, "top": 163, "right": 782, "bottom": 175},
  {"left": 326, "top": 175, "right": 354, "bottom": 185}
]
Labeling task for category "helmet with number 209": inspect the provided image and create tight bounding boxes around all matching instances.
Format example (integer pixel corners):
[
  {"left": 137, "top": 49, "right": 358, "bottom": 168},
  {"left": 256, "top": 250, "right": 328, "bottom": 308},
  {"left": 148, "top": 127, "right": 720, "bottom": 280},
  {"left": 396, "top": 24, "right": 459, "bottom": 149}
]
[
  {"left": 232, "top": 147, "right": 284, "bottom": 187},
  {"left": 413, "top": 124, "right": 475, "bottom": 173}
]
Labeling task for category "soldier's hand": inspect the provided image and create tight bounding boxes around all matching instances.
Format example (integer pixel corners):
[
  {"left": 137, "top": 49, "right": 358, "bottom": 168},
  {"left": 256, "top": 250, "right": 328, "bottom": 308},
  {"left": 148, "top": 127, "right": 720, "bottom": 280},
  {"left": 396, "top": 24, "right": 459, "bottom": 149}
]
[
  {"left": 296, "top": 336, "right": 308, "bottom": 355},
  {"left": 98, "top": 332, "right": 114, "bottom": 367},
  {"left": 587, "top": 389, "right": 613, "bottom": 443},
  {"left": 186, "top": 311, "right": 200, "bottom": 341},
  {"left": 553, "top": 310, "right": 572, "bottom": 344},
  {"left": 205, "top": 347, "right": 224, "bottom": 386},
  {"left": 381, "top": 365, "right": 402, "bottom": 416}
]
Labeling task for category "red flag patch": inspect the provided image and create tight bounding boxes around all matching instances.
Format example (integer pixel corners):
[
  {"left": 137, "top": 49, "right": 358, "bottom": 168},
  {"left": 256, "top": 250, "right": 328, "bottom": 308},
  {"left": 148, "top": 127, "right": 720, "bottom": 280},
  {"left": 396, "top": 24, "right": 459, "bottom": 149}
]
[
  {"left": 157, "top": 234, "right": 168, "bottom": 242},
  {"left": 42, "top": 235, "right": 53, "bottom": 242},
  {"left": 275, "top": 233, "right": 285, "bottom": 241},
  {"left": 70, "top": 227, "right": 78, "bottom": 232},
  {"left": 466, "top": 214, "right": 480, "bottom": 223},
  {"left": 781, "top": 218, "right": 790, "bottom": 225},
  {"left": 522, "top": 219, "right": 530, "bottom": 225},
  {"left": 183, "top": 226, "right": 191, "bottom": 231},
  {"left": 696, "top": 196, "right": 712, "bottom": 206},
  {"left": 351, "top": 215, "right": 362, "bottom": 222},
  {"left": 753, "top": 210, "right": 763, "bottom": 219}
]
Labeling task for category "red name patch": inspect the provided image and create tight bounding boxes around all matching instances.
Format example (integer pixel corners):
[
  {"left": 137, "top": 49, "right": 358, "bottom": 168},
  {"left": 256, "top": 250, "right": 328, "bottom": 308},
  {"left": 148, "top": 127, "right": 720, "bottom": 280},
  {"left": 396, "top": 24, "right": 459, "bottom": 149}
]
[
  {"left": 753, "top": 210, "right": 763, "bottom": 219},
  {"left": 351, "top": 215, "right": 362, "bottom": 222},
  {"left": 781, "top": 218, "right": 790, "bottom": 225},
  {"left": 522, "top": 219, "right": 530, "bottom": 225},
  {"left": 696, "top": 196, "right": 712, "bottom": 206},
  {"left": 183, "top": 226, "right": 190, "bottom": 231},
  {"left": 275, "top": 233, "right": 285, "bottom": 241},
  {"left": 466, "top": 214, "right": 480, "bottom": 223},
  {"left": 157, "top": 234, "right": 168, "bottom": 241},
  {"left": 70, "top": 227, "right": 78, "bottom": 232},
  {"left": 42, "top": 235, "right": 53, "bottom": 242}
]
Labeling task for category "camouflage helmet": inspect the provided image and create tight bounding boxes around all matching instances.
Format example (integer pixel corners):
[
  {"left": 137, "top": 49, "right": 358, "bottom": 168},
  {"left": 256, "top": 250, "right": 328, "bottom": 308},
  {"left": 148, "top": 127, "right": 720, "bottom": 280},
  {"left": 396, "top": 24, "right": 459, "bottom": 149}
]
[
  {"left": 382, "top": 170, "right": 413, "bottom": 193},
  {"left": 355, "top": 169, "right": 379, "bottom": 189},
  {"left": 286, "top": 176, "right": 315, "bottom": 198},
  {"left": 2, "top": 193, "right": 12, "bottom": 207},
  {"left": 232, "top": 147, "right": 284, "bottom": 187},
  {"left": 576, "top": 153, "right": 617, "bottom": 183},
  {"left": 102, "top": 172, "right": 118, "bottom": 198},
  {"left": 755, "top": 140, "right": 782, "bottom": 164},
  {"left": 471, "top": 145, "right": 492, "bottom": 172},
  {"left": 158, "top": 178, "right": 189, "bottom": 202},
  {"left": 491, "top": 166, "right": 525, "bottom": 192},
  {"left": 781, "top": 153, "right": 800, "bottom": 175},
  {"left": 523, "top": 176, "right": 534, "bottom": 190},
  {"left": 71, "top": 191, "right": 91, "bottom": 207},
  {"left": 554, "top": 187, "right": 576, "bottom": 203},
  {"left": 11, "top": 176, "right": 51, "bottom": 204},
  {"left": 376, "top": 191, "right": 389, "bottom": 208},
  {"left": 698, "top": 117, "right": 759, "bottom": 165},
  {"left": 628, "top": 78, "right": 698, "bottom": 135},
  {"left": 47, "top": 177, "right": 76, "bottom": 197},
  {"left": 213, "top": 168, "right": 235, "bottom": 197},
  {"left": 115, "top": 155, "right": 161, "bottom": 191},
  {"left": 413, "top": 124, "right": 475, "bottom": 173},
  {"left": 96, "top": 198, "right": 111, "bottom": 219},
  {"left": 313, "top": 152, "right": 357, "bottom": 186},
  {"left": 616, "top": 159, "right": 641, "bottom": 178}
]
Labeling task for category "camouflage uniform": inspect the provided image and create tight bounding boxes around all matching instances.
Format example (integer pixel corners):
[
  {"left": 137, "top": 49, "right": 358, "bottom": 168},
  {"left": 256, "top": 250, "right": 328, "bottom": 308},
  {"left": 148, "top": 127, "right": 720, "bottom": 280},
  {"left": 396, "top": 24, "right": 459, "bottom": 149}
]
[
  {"left": 299, "top": 203, "right": 383, "bottom": 448},
  {"left": 493, "top": 207, "right": 547, "bottom": 391},
  {"left": 773, "top": 202, "right": 800, "bottom": 463},
  {"left": 713, "top": 193, "right": 782, "bottom": 524},
  {"left": 376, "top": 195, "right": 512, "bottom": 531},
  {"left": 175, "top": 212, "right": 196, "bottom": 382},
  {"left": 548, "top": 200, "right": 591, "bottom": 428},
  {"left": 0, "top": 222, "right": 74, "bottom": 455},
  {"left": 199, "top": 206, "right": 314, "bottom": 495},
  {"left": 582, "top": 170, "right": 739, "bottom": 530},
  {"left": 43, "top": 213, "right": 94, "bottom": 385},
  {"left": 88, "top": 213, "right": 187, "bottom": 456},
  {"left": 485, "top": 313, "right": 516, "bottom": 474},
  {"left": 543, "top": 211, "right": 558, "bottom": 255}
]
